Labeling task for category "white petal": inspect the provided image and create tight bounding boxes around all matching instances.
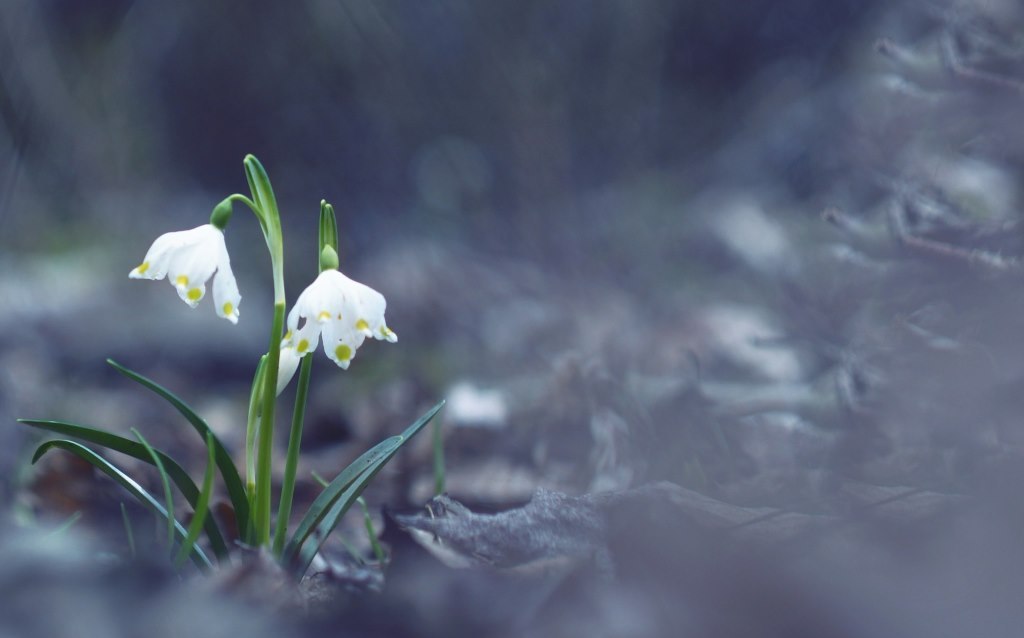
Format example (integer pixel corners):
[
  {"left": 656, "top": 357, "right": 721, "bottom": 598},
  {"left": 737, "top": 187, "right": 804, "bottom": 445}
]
[
  {"left": 323, "top": 319, "right": 366, "bottom": 355},
  {"left": 166, "top": 228, "right": 222, "bottom": 297},
  {"left": 174, "top": 280, "right": 206, "bottom": 308},
  {"left": 290, "top": 271, "right": 335, "bottom": 330},
  {"left": 311, "top": 271, "right": 348, "bottom": 321},
  {"left": 213, "top": 255, "right": 241, "bottom": 324},
  {"left": 276, "top": 345, "right": 301, "bottom": 395},
  {"left": 129, "top": 228, "right": 191, "bottom": 279},
  {"left": 347, "top": 279, "right": 389, "bottom": 338},
  {"left": 291, "top": 318, "right": 323, "bottom": 358},
  {"left": 286, "top": 302, "right": 302, "bottom": 333},
  {"left": 324, "top": 334, "right": 359, "bottom": 369},
  {"left": 379, "top": 325, "right": 398, "bottom": 343}
]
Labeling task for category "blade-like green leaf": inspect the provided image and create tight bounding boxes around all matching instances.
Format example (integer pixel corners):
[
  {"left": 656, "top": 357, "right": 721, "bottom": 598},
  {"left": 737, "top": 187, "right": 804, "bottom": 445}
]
[
  {"left": 358, "top": 496, "right": 386, "bottom": 566},
  {"left": 292, "top": 442, "right": 406, "bottom": 577},
  {"left": 106, "top": 359, "right": 250, "bottom": 537},
  {"left": 44, "top": 511, "right": 82, "bottom": 539},
  {"left": 120, "top": 503, "right": 136, "bottom": 559},
  {"left": 176, "top": 432, "right": 216, "bottom": 566},
  {"left": 244, "top": 155, "right": 280, "bottom": 220},
  {"left": 285, "top": 399, "right": 445, "bottom": 574},
  {"left": 17, "top": 418, "right": 229, "bottom": 560},
  {"left": 132, "top": 428, "right": 174, "bottom": 548},
  {"left": 282, "top": 439, "right": 393, "bottom": 562},
  {"left": 32, "top": 440, "right": 212, "bottom": 571}
]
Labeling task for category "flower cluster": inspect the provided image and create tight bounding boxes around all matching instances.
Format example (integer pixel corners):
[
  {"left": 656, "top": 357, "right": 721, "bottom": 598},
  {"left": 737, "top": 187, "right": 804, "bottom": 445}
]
[
  {"left": 28, "top": 157, "right": 442, "bottom": 567},
  {"left": 131, "top": 223, "right": 396, "bottom": 388}
]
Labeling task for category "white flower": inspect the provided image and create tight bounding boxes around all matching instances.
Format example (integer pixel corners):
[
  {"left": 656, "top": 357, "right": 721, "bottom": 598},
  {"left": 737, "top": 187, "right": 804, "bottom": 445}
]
[
  {"left": 129, "top": 224, "right": 241, "bottom": 323},
  {"left": 283, "top": 269, "right": 396, "bottom": 371}
]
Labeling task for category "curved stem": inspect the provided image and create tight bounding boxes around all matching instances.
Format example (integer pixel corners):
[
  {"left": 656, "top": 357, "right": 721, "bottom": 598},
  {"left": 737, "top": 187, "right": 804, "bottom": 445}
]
[
  {"left": 226, "top": 193, "right": 260, "bottom": 216},
  {"left": 273, "top": 353, "right": 313, "bottom": 556}
]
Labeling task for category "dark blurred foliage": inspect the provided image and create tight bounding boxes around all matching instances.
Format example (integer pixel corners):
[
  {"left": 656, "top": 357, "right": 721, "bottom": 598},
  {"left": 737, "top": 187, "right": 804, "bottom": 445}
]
[
  {"left": 5, "top": 0, "right": 1024, "bottom": 636},
  {"left": 3, "top": 0, "right": 875, "bottom": 253}
]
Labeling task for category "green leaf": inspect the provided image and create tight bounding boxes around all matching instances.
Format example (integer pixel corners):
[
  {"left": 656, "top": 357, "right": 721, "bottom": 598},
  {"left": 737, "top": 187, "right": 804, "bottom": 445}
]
[
  {"left": 44, "top": 511, "right": 82, "bottom": 539},
  {"left": 32, "top": 439, "right": 212, "bottom": 571},
  {"left": 243, "top": 155, "right": 280, "bottom": 220},
  {"left": 291, "top": 447, "right": 397, "bottom": 577},
  {"left": 132, "top": 428, "right": 175, "bottom": 548},
  {"left": 282, "top": 439, "right": 392, "bottom": 563},
  {"left": 176, "top": 432, "right": 217, "bottom": 566},
  {"left": 105, "top": 359, "right": 250, "bottom": 541},
  {"left": 358, "top": 496, "right": 386, "bottom": 566},
  {"left": 285, "top": 400, "right": 445, "bottom": 576},
  {"left": 120, "top": 503, "right": 136, "bottom": 559},
  {"left": 17, "top": 418, "right": 230, "bottom": 560}
]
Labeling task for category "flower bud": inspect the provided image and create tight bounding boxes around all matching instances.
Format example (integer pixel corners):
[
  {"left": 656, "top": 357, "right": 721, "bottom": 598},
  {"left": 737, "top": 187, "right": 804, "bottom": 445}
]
[
  {"left": 319, "top": 200, "right": 339, "bottom": 272},
  {"left": 319, "top": 245, "right": 339, "bottom": 272},
  {"left": 209, "top": 198, "right": 233, "bottom": 230}
]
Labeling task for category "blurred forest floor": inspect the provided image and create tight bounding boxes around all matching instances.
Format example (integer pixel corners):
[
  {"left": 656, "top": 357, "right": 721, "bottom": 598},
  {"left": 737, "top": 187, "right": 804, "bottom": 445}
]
[{"left": 4, "top": 1, "right": 1024, "bottom": 636}]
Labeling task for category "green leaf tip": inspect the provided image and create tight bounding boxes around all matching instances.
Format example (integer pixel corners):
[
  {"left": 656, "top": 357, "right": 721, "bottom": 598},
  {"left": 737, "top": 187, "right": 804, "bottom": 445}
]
[{"left": 242, "top": 154, "right": 279, "bottom": 222}]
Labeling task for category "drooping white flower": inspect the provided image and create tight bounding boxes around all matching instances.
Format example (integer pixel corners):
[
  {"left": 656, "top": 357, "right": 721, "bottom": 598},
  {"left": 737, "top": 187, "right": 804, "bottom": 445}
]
[
  {"left": 129, "top": 224, "right": 241, "bottom": 323},
  {"left": 284, "top": 269, "right": 396, "bottom": 370}
]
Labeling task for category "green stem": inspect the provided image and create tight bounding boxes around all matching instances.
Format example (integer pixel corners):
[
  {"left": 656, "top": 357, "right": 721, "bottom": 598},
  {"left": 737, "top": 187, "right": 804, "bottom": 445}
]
[
  {"left": 254, "top": 302, "right": 286, "bottom": 545},
  {"left": 242, "top": 155, "right": 287, "bottom": 548},
  {"left": 244, "top": 354, "right": 268, "bottom": 542},
  {"left": 226, "top": 193, "right": 260, "bottom": 216},
  {"left": 273, "top": 354, "right": 313, "bottom": 556}
]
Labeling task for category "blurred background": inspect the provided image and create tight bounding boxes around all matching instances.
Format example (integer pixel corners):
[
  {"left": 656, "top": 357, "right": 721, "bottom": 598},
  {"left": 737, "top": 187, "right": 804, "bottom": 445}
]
[{"left": 4, "top": 1, "right": 1024, "bottom": 636}]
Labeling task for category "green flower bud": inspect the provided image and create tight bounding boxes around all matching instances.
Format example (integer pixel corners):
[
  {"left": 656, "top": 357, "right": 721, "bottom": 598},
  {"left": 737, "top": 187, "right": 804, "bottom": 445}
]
[
  {"left": 209, "top": 198, "right": 233, "bottom": 230},
  {"left": 318, "top": 200, "right": 339, "bottom": 271},
  {"left": 319, "top": 245, "right": 339, "bottom": 272}
]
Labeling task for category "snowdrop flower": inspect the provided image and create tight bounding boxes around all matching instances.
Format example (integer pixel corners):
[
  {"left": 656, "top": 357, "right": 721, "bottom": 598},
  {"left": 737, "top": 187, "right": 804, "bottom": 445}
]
[
  {"left": 284, "top": 269, "right": 396, "bottom": 370},
  {"left": 129, "top": 224, "right": 241, "bottom": 323}
]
